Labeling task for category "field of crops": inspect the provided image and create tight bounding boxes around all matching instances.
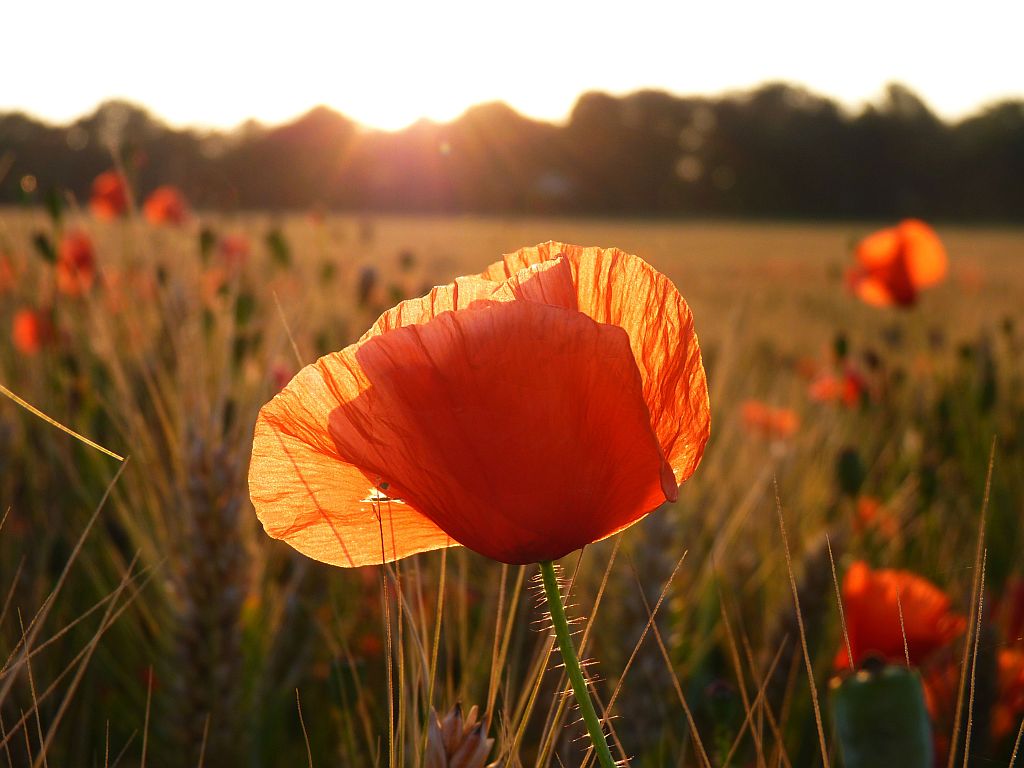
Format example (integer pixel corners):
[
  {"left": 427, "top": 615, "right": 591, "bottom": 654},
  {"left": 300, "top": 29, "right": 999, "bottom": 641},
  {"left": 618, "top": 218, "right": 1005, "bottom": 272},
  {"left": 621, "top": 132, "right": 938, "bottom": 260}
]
[{"left": 1, "top": 205, "right": 1022, "bottom": 767}]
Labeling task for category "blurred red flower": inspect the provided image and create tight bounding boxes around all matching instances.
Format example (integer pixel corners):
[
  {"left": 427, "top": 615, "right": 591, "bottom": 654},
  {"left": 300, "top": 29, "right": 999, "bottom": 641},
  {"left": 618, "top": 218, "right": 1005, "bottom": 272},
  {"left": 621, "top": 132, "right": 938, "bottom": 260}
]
[
  {"left": 809, "top": 368, "right": 865, "bottom": 407},
  {"left": 924, "top": 629, "right": 1024, "bottom": 750},
  {"left": 846, "top": 219, "right": 947, "bottom": 307},
  {"left": 740, "top": 400, "right": 799, "bottom": 440},
  {"left": 836, "top": 561, "right": 965, "bottom": 670},
  {"left": 994, "top": 648, "right": 1024, "bottom": 743},
  {"left": 90, "top": 170, "right": 129, "bottom": 220},
  {"left": 56, "top": 231, "right": 97, "bottom": 296},
  {"left": 12, "top": 308, "right": 54, "bottom": 355},
  {"left": 143, "top": 185, "right": 189, "bottom": 225},
  {"left": 250, "top": 242, "right": 710, "bottom": 567},
  {"left": 996, "top": 576, "right": 1024, "bottom": 644},
  {"left": 853, "top": 496, "right": 899, "bottom": 538}
]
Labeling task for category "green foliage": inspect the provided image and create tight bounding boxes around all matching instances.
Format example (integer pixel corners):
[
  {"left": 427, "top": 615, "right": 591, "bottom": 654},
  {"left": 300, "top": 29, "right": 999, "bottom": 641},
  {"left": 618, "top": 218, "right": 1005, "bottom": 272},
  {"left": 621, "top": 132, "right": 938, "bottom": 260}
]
[
  {"left": 265, "top": 227, "right": 291, "bottom": 269},
  {"left": 32, "top": 231, "right": 56, "bottom": 263}
]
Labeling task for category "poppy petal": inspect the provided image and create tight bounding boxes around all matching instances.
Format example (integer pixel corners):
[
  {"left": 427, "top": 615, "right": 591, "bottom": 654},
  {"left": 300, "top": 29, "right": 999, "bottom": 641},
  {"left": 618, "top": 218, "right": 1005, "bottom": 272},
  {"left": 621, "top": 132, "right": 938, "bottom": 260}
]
[
  {"left": 251, "top": 261, "right": 581, "bottom": 567},
  {"left": 476, "top": 240, "right": 571, "bottom": 282},
  {"left": 491, "top": 256, "right": 579, "bottom": 309},
  {"left": 898, "top": 219, "right": 947, "bottom": 288},
  {"left": 327, "top": 299, "right": 677, "bottom": 564},
  {"left": 855, "top": 227, "right": 902, "bottom": 270},
  {"left": 481, "top": 242, "right": 710, "bottom": 486},
  {"left": 846, "top": 267, "right": 898, "bottom": 307},
  {"left": 363, "top": 275, "right": 501, "bottom": 339},
  {"left": 250, "top": 361, "right": 454, "bottom": 567}
]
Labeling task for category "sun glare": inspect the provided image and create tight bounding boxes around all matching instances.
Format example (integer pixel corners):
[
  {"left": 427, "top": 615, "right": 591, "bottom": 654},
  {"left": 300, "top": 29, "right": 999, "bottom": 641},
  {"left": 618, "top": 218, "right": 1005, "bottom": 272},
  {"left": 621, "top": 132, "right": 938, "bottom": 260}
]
[{"left": 3, "top": 0, "right": 1023, "bottom": 130}]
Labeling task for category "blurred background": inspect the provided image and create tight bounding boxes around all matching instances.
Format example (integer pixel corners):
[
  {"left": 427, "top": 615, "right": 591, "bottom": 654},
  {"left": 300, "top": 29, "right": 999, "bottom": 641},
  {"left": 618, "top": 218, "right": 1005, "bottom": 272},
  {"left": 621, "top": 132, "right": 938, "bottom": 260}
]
[{"left": 3, "top": 0, "right": 1023, "bottom": 221}]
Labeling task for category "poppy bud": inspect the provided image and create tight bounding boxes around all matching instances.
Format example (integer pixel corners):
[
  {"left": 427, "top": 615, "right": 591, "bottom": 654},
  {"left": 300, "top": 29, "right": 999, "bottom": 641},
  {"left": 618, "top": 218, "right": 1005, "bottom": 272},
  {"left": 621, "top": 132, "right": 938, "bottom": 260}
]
[
  {"left": 830, "top": 664, "right": 933, "bottom": 768},
  {"left": 835, "top": 447, "right": 865, "bottom": 498}
]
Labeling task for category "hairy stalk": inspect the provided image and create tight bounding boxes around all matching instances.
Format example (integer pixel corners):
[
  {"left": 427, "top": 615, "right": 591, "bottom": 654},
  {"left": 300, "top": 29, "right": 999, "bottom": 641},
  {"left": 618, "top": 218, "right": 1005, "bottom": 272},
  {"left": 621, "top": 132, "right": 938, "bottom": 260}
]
[
  {"left": 538, "top": 560, "right": 615, "bottom": 768},
  {"left": 170, "top": 437, "right": 248, "bottom": 765}
]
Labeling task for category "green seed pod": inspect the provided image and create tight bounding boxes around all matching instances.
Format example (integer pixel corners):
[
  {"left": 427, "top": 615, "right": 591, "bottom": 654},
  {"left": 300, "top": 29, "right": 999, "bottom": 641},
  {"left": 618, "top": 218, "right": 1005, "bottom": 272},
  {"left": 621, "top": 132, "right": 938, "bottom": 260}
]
[
  {"left": 835, "top": 447, "right": 865, "bottom": 498},
  {"left": 829, "top": 664, "right": 933, "bottom": 768}
]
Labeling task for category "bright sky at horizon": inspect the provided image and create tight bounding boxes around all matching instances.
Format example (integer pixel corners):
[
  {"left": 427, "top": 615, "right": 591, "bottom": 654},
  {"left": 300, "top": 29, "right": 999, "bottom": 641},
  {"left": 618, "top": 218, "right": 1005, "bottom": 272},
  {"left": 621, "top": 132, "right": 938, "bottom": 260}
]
[{"left": 6, "top": 0, "right": 1023, "bottom": 131}]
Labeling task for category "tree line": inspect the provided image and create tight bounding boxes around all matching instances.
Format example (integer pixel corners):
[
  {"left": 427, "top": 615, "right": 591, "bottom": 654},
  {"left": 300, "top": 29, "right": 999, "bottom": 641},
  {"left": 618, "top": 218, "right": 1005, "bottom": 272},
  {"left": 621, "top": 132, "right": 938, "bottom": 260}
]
[{"left": 2, "top": 82, "right": 1022, "bottom": 220}]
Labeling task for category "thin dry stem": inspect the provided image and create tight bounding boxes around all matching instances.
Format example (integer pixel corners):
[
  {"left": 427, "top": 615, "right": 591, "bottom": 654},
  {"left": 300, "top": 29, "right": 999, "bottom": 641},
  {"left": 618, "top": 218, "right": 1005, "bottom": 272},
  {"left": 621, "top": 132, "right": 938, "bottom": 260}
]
[
  {"left": 825, "top": 535, "right": 853, "bottom": 671},
  {"left": 296, "top": 688, "right": 314, "bottom": 768},
  {"left": 895, "top": 588, "right": 910, "bottom": 668},
  {"left": 946, "top": 438, "right": 995, "bottom": 768},
  {"left": 960, "top": 549, "right": 987, "bottom": 768},
  {"left": 774, "top": 478, "right": 830, "bottom": 768}
]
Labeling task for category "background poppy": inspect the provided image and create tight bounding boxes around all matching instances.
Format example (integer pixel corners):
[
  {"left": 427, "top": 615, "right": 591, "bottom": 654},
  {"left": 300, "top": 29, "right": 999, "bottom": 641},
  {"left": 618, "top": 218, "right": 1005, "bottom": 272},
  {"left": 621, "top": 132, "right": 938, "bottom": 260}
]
[
  {"left": 56, "top": 231, "right": 97, "bottom": 296},
  {"left": 847, "top": 220, "right": 947, "bottom": 307},
  {"left": 836, "top": 561, "right": 965, "bottom": 670},
  {"left": 143, "top": 185, "right": 188, "bottom": 225},
  {"left": 11, "top": 308, "right": 54, "bottom": 355},
  {"left": 89, "top": 170, "right": 129, "bottom": 220}
]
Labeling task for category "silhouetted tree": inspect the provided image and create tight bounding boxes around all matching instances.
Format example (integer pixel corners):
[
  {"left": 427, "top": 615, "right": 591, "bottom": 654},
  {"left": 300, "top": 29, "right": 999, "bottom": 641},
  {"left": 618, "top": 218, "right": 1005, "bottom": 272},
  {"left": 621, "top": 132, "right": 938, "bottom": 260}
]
[{"left": 1, "top": 85, "right": 1022, "bottom": 220}]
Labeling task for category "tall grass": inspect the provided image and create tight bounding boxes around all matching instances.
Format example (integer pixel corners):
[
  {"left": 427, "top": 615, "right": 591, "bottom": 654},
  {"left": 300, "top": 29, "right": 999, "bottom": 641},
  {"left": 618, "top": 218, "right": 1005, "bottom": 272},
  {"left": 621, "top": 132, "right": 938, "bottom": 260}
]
[{"left": 1, "top": 206, "right": 1022, "bottom": 765}]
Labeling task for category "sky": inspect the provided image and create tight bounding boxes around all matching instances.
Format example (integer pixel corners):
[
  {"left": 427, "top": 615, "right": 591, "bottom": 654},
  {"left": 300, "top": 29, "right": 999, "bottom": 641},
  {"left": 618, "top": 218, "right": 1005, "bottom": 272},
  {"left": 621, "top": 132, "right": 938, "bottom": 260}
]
[{"left": 5, "top": 0, "right": 1023, "bottom": 131}]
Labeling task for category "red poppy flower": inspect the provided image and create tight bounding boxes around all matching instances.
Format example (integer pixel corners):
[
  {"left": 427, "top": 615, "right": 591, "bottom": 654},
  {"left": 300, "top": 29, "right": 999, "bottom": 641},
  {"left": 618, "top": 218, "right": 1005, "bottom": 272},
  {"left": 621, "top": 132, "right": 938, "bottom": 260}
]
[
  {"left": 143, "top": 185, "right": 188, "bottom": 225},
  {"left": 809, "top": 368, "right": 865, "bottom": 407},
  {"left": 740, "top": 400, "right": 799, "bottom": 440},
  {"left": 89, "top": 170, "right": 129, "bottom": 220},
  {"left": 993, "top": 648, "right": 1024, "bottom": 743},
  {"left": 12, "top": 308, "right": 54, "bottom": 355},
  {"left": 250, "top": 242, "right": 710, "bottom": 567},
  {"left": 846, "top": 219, "right": 947, "bottom": 307},
  {"left": 926, "top": 577, "right": 1024, "bottom": 748},
  {"left": 836, "top": 561, "right": 966, "bottom": 670},
  {"left": 921, "top": 658, "right": 959, "bottom": 761},
  {"left": 997, "top": 576, "right": 1024, "bottom": 644},
  {"left": 56, "top": 231, "right": 97, "bottom": 296}
]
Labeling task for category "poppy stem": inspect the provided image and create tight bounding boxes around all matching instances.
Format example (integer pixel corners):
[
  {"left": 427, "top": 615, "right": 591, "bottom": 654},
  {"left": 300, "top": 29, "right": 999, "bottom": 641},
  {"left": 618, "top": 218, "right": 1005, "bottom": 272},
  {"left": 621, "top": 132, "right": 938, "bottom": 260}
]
[{"left": 538, "top": 559, "right": 616, "bottom": 768}]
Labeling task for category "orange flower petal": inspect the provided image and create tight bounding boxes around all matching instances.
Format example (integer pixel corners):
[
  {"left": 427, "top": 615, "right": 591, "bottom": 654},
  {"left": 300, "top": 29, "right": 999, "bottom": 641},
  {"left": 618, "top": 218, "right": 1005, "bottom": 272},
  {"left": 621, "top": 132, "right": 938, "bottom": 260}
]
[
  {"left": 898, "top": 219, "right": 947, "bottom": 288},
  {"left": 252, "top": 276, "right": 515, "bottom": 567},
  {"left": 847, "top": 269, "right": 906, "bottom": 307},
  {"left": 250, "top": 361, "right": 453, "bottom": 568},
  {"left": 362, "top": 275, "right": 503, "bottom": 338},
  {"left": 328, "top": 299, "right": 676, "bottom": 564},
  {"left": 855, "top": 227, "right": 903, "bottom": 271},
  {"left": 479, "top": 242, "right": 710, "bottom": 485}
]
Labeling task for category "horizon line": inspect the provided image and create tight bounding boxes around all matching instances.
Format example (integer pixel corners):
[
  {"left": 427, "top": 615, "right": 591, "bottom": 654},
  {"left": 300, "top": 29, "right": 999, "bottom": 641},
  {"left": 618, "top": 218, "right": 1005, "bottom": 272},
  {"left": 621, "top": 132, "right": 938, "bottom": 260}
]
[{"left": 3, "top": 80, "right": 1023, "bottom": 136}]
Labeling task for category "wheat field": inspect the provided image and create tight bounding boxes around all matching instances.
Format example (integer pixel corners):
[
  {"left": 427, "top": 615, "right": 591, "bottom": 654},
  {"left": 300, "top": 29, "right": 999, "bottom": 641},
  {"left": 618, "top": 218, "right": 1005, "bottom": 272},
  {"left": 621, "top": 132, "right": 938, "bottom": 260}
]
[{"left": 1, "top": 209, "right": 1022, "bottom": 766}]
